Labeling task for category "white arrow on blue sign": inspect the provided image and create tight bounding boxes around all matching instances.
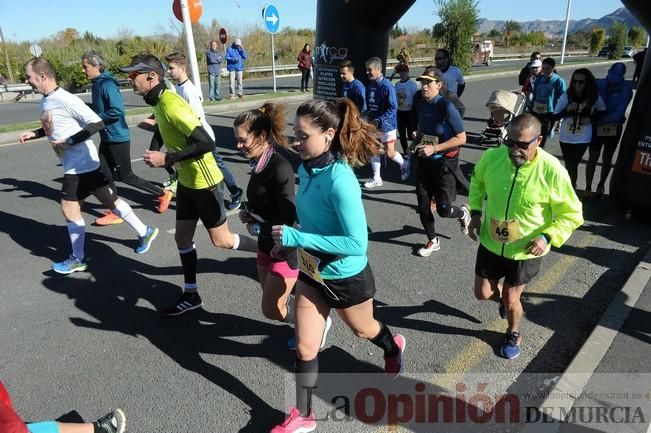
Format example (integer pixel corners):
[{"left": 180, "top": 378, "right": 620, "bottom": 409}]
[{"left": 263, "top": 4, "right": 280, "bottom": 34}]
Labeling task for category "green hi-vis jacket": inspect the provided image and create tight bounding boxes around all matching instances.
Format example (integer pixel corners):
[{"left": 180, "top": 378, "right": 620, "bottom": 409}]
[{"left": 469, "top": 145, "right": 583, "bottom": 260}]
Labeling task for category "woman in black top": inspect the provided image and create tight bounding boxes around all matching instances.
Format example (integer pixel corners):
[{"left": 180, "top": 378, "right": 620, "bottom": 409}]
[{"left": 234, "top": 102, "right": 299, "bottom": 324}]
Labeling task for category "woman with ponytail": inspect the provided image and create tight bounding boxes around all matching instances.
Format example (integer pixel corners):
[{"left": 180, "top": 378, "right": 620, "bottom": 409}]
[{"left": 269, "top": 98, "right": 406, "bottom": 433}]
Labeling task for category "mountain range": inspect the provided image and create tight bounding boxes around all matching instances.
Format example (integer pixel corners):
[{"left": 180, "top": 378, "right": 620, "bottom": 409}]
[{"left": 477, "top": 7, "right": 643, "bottom": 36}]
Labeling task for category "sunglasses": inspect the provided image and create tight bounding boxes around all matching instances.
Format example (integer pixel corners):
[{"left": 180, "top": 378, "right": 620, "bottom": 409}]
[
  {"left": 505, "top": 135, "right": 540, "bottom": 150},
  {"left": 128, "top": 70, "right": 148, "bottom": 80}
]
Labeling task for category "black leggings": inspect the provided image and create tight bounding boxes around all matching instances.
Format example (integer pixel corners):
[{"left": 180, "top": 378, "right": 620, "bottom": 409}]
[
  {"left": 300, "top": 68, "right": 310, "bottom": 90},
  {"left": 559, "top": 141, "right": 589, "bottom": 189},
  {"left": 99, "top": 140, "right": 163, "bottom": 196},
  {"left": 397, "top": 110, "right": 415, "bottom": 154}
]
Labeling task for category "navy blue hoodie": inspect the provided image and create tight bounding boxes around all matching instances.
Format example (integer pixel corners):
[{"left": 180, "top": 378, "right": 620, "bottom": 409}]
[{"left": 90, "top": 71, "right": 129, "bottom": 143}]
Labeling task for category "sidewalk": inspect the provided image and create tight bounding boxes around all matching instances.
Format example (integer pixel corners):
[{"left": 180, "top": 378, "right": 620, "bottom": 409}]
[{"left": 522, "top": 243, "right": 651, "bottom": 433}]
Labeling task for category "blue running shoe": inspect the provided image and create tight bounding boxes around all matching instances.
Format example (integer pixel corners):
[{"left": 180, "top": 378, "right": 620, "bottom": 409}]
[
  {"left": 500, "top": 331, "right": 522, "bottom": 359},
  {"left": 135, "top": 227, "right": 158, "bottom": 254},
  {"left": 52, "top": 255, "right": 88, "bottom": 274},
  {"left": 227, "top": 188, "right": 243, "bottom": 211},
  {"left": 286, "top": 335, "right": 297, "bottom": 351}
]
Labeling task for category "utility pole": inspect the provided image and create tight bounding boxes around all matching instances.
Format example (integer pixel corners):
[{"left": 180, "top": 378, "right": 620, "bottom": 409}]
[
  {"left": 560, "top": 0, "right": 572, "bottom": 64},
  {"left": 0, "top": 26, "right": 15, "bottom": 82}
]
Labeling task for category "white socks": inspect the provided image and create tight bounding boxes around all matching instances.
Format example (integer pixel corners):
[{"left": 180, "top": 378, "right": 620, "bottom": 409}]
[
  {"left": 67, "top": 219, "right": 86, "bottom": 260},
  {"left": 391, "top": 152, "right": 405, "bottom": 167},
  {"left": 371, "top": 156, "right": 382, "bottom": 181},
  {"left": 112, "top": 200, "right": 147, "bottom": 237}
]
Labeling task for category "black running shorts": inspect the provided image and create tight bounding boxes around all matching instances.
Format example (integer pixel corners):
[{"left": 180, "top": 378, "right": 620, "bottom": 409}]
[
  {"left": 475, "top": 244, "right": 542, "bottom": 286},
  {"left": 176, "top": 182, "right": 227, "bottom": 228},
  {"left": 298, "top": 263, "right": 377, "bottom": 309},
  {"left": 61, "top": 169, "right": 112, "bottom": 201}
]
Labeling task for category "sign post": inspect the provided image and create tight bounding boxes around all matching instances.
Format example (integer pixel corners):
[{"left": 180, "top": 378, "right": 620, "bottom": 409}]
[
  {"left": 175, "top": 0, "right": 203, "bottom": 93},
  {"left": 29, "top": 44, "right": 42, "bottom": 58},
  {"left": 263, "top": 4, "right": 280, "bottom": 93}
]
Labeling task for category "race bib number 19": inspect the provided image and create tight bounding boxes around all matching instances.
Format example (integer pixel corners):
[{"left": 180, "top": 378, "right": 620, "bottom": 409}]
[
  {"left": 597, "top": 123, "right": 617, "bottom": 137},
  {"left": 533, "top": 102, "right": 548, "bottom": 114},
  {"left": 490, "top": 218, "right": 522, "bottom": 243}
]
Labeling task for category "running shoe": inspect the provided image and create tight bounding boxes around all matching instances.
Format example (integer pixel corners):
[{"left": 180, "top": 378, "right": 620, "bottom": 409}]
[
  {"left": 270, "top": 407, "right": 316, "bottom": 433},
  {"left": 459, "top": 204, "right": 471, "bottom": 235},
  {"left": 163, "top": 174, "right": 177, "bottom": 188},
  {"left": 500, "top": 331, "right": 522, "bottom": 360},
  {"left": 95, "top": 211, "right": 123, "bottom": 226},
  {"left": 384, "top": 334, "right": 406, "bottom": 379},
  {"left": 94, "top": 408, "right": 126, "bottom": 433},
  {"left": 157, "top": 190, "right": 174, "bottom": 213},
  {"left": 135, "top": 227, "right": 158, "bottom": 254},
  {"left": 227, "top": 187, "right": 243, "bottom": 211},
  {"left": 364, "top": 178, "right": 383, "bottom": 189},
  {"left": 417, "top": 237, "right": 440, "bottom": 257},
  {"left": 162, "top": 292, "right": 203, "bottom": 316},
  {"left": 400, "top": 157, "right": 411, "bottom": 181},
  {"left": 287, "top": 316, "right": 332, "bottom": 351},
  {"left": 52, "top": 255, "right": 88, "bottom": 274}
]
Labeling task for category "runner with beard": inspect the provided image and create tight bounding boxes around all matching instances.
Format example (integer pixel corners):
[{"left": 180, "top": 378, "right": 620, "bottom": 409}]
[{"left": 467, "top": 113, "right": 583, "bottom": 359}]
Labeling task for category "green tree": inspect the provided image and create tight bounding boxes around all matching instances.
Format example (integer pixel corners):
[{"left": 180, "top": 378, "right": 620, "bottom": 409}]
[
  {"left": 434, "top": 0, "right": 479, "bottom": 73},
  {"left": 503, "top": 20, "right": 521, "bottom": 48},
  {"left": 389, "top": 24, "right": 407, "bottom": 39},
  {"left": 589, "top": 28, "right": 606, "bottom": 56},
  {"left": 608, "top": 22, "right": 628, "bottom": 59},
  {"left": 628, "top": 25, "right": 646, "bottom": 47}
]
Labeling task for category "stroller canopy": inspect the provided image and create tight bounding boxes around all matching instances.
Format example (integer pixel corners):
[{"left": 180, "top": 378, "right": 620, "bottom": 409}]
[{"left": 486, "top": 90, "right": 519, "bottom": 115}]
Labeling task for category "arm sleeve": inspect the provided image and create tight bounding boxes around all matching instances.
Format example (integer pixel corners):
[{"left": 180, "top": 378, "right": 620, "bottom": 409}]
[
  {"left": 98, "top": 83, "right": 126, "bottom": 126},
  {"left": 68, "top": 120, "right": 105, "bottom": 144},
  {"left": 457, "top": 82, "right": 466, "bottom": 97},
  {"left": 600, "top": 86, "right": 633, "bottom": 124},
  {"left": 263, "top": 161, "right": 296, "bottom": 231},
  {"left": 378, "top": 85, "right": 398, "bottom": 130},
  {"left": 165, "top": 125, "right": 215, "bottom": 165},
  {"left": 356, "top": 85, "right": 367, "bottom": 113},
  {"left": 225, "top": 49, "right": 234, "bottom": 62},
  {"left": 545, "top": 168, "right": 584, "bottom": 247},
  {"left": 282, "top": 176, "right": 367, "bottom": 256},
  {"left": 468, "top": 152, "right": 487, "bottom": 213},
  {"left": 240, "top": 48, "right": 248, "bottom": 60},
  {"left": 552, "top": 92, "right": 568, "bottom": 122},
  {"left": 149, "top": 125, "right": 163, "bottom": 151}
]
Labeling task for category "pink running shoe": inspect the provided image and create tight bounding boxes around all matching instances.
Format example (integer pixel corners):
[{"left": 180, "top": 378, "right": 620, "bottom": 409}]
[
  {"left": 384, "top": 334, "right": 406, "bottom": 379},
  {"left": 270, "top": 407, "right": 316, "bottom": 433}
]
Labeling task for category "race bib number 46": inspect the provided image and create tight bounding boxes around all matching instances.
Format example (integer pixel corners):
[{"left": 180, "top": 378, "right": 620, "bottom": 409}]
[
  {"left": 298, "top": 249, "right": 324, "bottom": 284},
  {"left": 490, "top": 218, "right": 522, "bottom": 243}
]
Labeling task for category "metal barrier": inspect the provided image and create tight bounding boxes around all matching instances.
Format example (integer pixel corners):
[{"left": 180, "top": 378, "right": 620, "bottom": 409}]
[{"left": 0, "top": 83, "right": 33, "bottom": 102}]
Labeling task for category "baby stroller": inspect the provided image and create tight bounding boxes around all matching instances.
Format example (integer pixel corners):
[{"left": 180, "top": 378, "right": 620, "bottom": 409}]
[{"left": 479, "top": 90, "right": 526, "bottom": 146}]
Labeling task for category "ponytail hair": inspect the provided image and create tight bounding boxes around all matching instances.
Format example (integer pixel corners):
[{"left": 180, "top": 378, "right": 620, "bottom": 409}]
[
  {"left": 233, "top": 101, "right": 289, "bottom": 148},
  {"left": 296, "top": 97, "right": 379, "bottom": 167}
]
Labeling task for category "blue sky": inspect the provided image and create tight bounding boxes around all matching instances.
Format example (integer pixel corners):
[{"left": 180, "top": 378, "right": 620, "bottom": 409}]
[{"left": 0, "top": 0, "right": 626, "bottom": 42}]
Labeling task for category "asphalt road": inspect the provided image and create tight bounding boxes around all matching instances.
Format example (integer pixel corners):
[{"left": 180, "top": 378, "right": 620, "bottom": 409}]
[
  {"left": 0, "top": 56, "right": 595, "bottom": 127},
  {"left": 1, "top": 63, "right": 649, "bottom": 433}
]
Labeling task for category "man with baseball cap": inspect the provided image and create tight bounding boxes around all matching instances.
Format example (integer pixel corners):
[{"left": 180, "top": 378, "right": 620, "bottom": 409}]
[{"left": 120, "top": 52, "right": 257, "bottom": 316}]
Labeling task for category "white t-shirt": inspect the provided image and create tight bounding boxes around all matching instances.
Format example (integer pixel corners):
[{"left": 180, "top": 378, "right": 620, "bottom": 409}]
[
  {"left": 440, "top": 66, "right": 465, "bottom": 96},
  {"left": 394, "top": 79, "right": 418, "bottom": 111},
  {"left": 40, "top": 88, "right": 102, "bottom": 175},
  {"left": 175, "top": 80, "right": 215, "bottom": 141},
  {"left": 554, "top": 93, "right": 606, "bottom": 144}
]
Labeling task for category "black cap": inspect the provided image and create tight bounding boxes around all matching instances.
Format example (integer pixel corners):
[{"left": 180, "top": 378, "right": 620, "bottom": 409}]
[{"left": 120, "top": 53, "right": 165, "bottom": 76}]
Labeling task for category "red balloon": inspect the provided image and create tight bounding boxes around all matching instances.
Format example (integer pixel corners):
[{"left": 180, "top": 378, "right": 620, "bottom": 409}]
[{"left": 173, "top": 0, "right": 203, "bottom": 23}]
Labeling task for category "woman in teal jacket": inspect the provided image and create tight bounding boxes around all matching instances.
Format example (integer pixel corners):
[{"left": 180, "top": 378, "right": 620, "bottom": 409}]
[{"left": 269, "top": 98, "right": 406, "bottom": 433}]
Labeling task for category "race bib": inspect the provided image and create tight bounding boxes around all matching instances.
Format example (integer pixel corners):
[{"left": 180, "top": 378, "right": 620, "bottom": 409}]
[
  {"left": 298, "top": 249, "right": 325, "bottom": 284},
  {"left": 597, "top": 123, "right": 617, "bottom": 137},
  {"left": 421, "top": 134, "right": 439, "bottom": 146},
  {"left": 533, "top": 102, "right": 548, "bottom": 114},
  {"left": 490, "top": 218, "right": 522, "bottom": 243},
  {"left": 568, "top": 119, "right": 585, "bottom": 135}
]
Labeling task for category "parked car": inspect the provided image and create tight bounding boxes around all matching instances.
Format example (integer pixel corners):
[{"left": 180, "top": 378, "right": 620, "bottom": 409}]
[
  {"left": 598, "top": 47, "right": 611, "bottom": 57},
  {"left": 623, "top": 46, "right": 636, "bottom": 57}
]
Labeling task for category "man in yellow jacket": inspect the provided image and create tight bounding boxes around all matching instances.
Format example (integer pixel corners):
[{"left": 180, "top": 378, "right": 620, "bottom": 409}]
[{"left": 468, "top": 113, "right": 583, "bottom": 359}]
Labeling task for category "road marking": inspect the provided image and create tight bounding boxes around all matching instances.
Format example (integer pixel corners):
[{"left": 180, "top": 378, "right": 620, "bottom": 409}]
[{"left": 436, "top": 232, "right": 598, "bottom": 390}]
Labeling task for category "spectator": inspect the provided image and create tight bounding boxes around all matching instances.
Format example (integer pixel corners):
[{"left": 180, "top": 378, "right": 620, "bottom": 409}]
[
  {"left": 434, "top": 48, "right": 466, "bottom": 97},
  {"left": 518, "top": 51, "right": 541, "bottom": 86},
  {"left": 521, "top": 59, "right": 542, "bottom": 97},
  {"left": 390, "top": 47, "right": 412, "bottom": 80},
  {"left": 338, "top": 60, "right": 366, "bottom": 112},
  {"left": 206, "top": 40, "right": 223, "bottom": 101},
  {"left": 297, "top": 43, "right": 312, "bottom": 92},
  {"left": 225, "top": 38, "right": 247, "bottom": 99},
  {"left": 633, "top": 48, "right": 646, "bottom": 84},
  {"left": 529, "top": 57, "right": 566, "bottom": 148},
  {"left": 585, "top": 62, "right": 633, "bottom": 199}
]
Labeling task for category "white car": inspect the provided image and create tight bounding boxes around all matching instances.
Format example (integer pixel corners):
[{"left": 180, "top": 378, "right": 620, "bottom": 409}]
[{"left": 623, "top": 46, "right": 636, "bottom": 57}]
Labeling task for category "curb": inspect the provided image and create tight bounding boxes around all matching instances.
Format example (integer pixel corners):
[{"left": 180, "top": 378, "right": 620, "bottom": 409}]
[{"left": 521, "top": 242, "right": 651, "bottom": 433}]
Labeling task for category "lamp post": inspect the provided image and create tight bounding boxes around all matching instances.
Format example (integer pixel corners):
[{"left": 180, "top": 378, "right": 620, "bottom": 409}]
[{"left": 560, "top": 0, "right": 573, "bottom": 64}]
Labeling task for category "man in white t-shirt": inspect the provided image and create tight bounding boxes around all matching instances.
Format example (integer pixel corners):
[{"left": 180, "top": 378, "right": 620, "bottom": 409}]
[
  {"left": 164, "top": 52, "right": 243, "bottom": 211},
  {"left": 434, "top": 48, "right": 466, "bottom": 97},
  {"left": 393, "top": 64, "right": 417, "bottom": 156},
  {"left": 18, "top": 57, "right": 158, "bottom": 274}
]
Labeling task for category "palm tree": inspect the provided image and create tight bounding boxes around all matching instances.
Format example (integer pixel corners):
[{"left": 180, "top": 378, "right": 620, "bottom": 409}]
[{"left": 503, "top": 20, "right": 522, "bottom": 48}]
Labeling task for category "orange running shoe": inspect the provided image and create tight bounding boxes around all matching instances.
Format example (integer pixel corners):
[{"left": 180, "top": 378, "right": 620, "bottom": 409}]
[
  {"left": 157, "top": 190, "right": 174, "bottom": 213},
  {"left": 95, "top": 211, "right": 124, "bottom": 226}
]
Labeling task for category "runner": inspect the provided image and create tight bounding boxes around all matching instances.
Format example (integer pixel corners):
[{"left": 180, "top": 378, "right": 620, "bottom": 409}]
[
  {"left": 81, "top": 50, "right": 173, "bottom": 226},
  {"left": 269, "top": 98, "right": 405, "bottom": 433},
  {"left": 468, "top": 113, "right": 583, "bottom": 359},
  {"left": 165, "top": 51, "right": 243, "bottom": 210},
  {"left": 363, "top": 56, "right": 409, "bottom": 188},
  {"left": 529, "top": 57, "right": 567, "bottom": 148},
  {"left": 338, "top": 60, "right": 366, "bottom": 113},
  {"left": 411, "top": 68, "right": 470, "bottom": 257},
  {"left": 18, "top": 57, "right": 158, "bottom": 274},
  {"left": 394, "top": 64, "right": 417, "bottom": 156},
  {"left": 119, "top": 53, "right": 257, "bottom": 316}
]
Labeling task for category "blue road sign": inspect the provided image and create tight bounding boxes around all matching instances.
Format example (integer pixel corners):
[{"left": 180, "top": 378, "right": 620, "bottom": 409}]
[{"left": 263, "top": 4, "right": 280, "bottom": 34}]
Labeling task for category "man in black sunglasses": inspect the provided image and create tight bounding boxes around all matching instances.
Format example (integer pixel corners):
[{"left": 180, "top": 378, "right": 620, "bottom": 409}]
[{"left": 467, "top": 113, "right": 583, "bottom": 360}]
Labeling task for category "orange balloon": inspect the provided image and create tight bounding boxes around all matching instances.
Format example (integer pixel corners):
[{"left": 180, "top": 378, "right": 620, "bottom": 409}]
[{"left": 173, "top": 0, "right": 203, "bottom": 23}]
